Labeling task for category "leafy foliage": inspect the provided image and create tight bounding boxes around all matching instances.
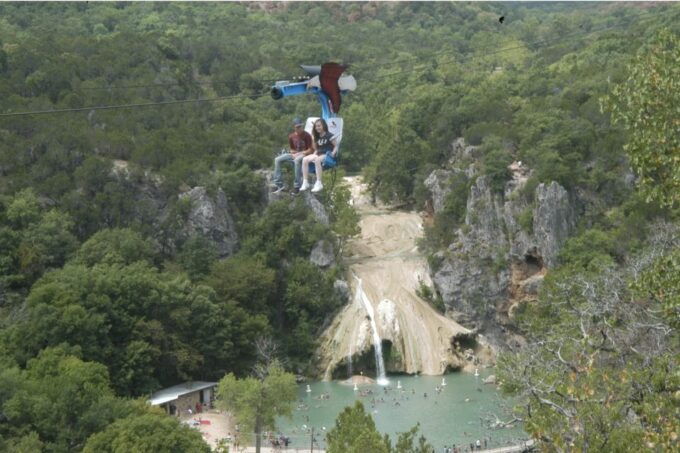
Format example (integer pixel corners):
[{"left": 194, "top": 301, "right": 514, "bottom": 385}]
[
  {"left": 0, "top": 189, "right": 78, "bottom": 297},
  {"left": 326, "top": 401, "right": 390, "bottom": 453},
  {"left": 631, "top": 247, "right": 680, "bottom": 328},
  {"left": 74, "top": 228, "right": 156, "bottom": 267},
  {"left": 604, "top": 28, "right": 680, "bottom": 208},
  {"left": 5, "top": 259, "right": 239, "bottom": 396},
  {"left": 499, "top": 226, "right": 679, "bottom": 451},
  {"left": 83, "top": 412, "right": 210, "bottom": 453},
  {"left": 326, "top": 401, "right": 434, "bottom": 453},
  {"left": 0, "top": 346, "right": 192, "bottom": 453},
  {"left": 480, "top": 136, "right": 512, "bottom": 194},
  {"left": 217, "top": 360, "right": 297, "bottom": 453},
  {"left": 0, "top": 3, "right": 677, "bottom": 451}
]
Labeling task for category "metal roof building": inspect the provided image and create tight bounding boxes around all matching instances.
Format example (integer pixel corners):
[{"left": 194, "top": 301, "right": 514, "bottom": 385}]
[{"left": 148, "top": 381, "right": 217, "bottom": 416}]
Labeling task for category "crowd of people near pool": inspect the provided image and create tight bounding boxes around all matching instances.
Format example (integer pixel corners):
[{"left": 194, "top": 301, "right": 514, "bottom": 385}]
[{"left": 278, "top": 382, "right": 530, "bottom": 452}]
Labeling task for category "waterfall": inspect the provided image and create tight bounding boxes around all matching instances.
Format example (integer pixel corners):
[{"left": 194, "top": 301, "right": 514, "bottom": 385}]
[
  {"left": 347, "top": 342, "right": 353, "bottom": 378},
  {"left": 353, "top": 275, "right": 389, "bottom": 385},
  {"left": 318, "top": 176, "right": 471, "bottom": 381}
]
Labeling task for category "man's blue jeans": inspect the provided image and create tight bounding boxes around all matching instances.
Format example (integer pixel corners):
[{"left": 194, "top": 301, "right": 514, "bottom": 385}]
[{"left": 273, "top": 152, "right": 304, "bottom": 189}]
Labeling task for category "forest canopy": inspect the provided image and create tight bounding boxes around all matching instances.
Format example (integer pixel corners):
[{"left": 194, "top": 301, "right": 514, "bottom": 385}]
[{"left": 0, "top": 2, "right": 678, "bottom": 451}]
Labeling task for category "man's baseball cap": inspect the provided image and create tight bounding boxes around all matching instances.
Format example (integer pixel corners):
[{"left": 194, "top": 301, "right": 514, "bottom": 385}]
[{"left": 293, "top": 117, "right": 303, "bottom": 126}]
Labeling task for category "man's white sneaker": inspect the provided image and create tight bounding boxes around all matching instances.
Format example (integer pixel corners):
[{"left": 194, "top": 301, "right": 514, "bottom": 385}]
[
  {"left": 300, "top": 180, "right": 310, "bottom": 191},
  {"left": 311, "top": 180, "right": 323, "bottom": 193}
]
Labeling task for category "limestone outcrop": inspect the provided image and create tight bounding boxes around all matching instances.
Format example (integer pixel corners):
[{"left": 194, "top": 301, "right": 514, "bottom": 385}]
[
  {"left": 424, "top": 139, "right": 578, "bottom": 345},
  {"left": 178, "top": 187, "right": 238, "bottom": 258},
  {"left": 317, "top": 176, "right": 475, "bottom": 380},
  {"left": 532, "top": 182, "right": 576, "bottom": 268},
  {"left": 432, "top": 175, "right": 510, "bottom": 325},
  {"left": 259, "top": 169, "right": 330, "bottom": 225},
  {"left": 333, "top": 279, "right": 350, "bottom": 303},
  {"left": 110, "top": 160, "right": 238, "bottom": 258},
  {"left": 310, "top": 239, "right": 335, "bottom": 268},
  {"left": 424, "top": 169, "right": 455, "bottom": 214}
]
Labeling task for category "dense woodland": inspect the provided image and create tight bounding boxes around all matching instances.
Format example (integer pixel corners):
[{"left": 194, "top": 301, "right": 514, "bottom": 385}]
[{"left": 0, "top": 2, "right": 678, "bottom": 452}]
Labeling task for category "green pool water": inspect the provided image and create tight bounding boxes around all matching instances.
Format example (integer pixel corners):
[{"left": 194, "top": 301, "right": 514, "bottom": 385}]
[{"left": 273, "top": 372, "right": 528, "bottom": 451}]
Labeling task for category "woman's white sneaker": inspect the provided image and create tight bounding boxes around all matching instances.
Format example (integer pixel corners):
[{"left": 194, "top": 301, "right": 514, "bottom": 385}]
[
  {"left": 300, "top": 180, "right": 310, "bottom": 191},
  {"left": 311, "top": 180, "right": 323, "bottom": 193}
]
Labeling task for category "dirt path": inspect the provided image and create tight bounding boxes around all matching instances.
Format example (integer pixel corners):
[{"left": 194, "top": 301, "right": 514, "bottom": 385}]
[{"left": 318, "top": 177, "right": 469, "bottom": 378}]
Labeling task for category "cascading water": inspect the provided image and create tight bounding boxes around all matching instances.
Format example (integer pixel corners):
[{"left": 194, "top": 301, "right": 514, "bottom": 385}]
[
  {"left": 347, "top": 343, "right": 353, "bottom": 378},
  {"left": 317, "top": 176, "right": 473, "bottom": 380},
  {"left": 353, "top": 274, "right": 389, "bottom": 385}
]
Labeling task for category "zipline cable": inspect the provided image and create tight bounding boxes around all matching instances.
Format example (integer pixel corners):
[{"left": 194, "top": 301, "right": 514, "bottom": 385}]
[
  {"left": 0, "top": 8, "right": 668, "bottom": 118},
  {"left": 0, "top": 92, "right": 270, "bottom": 118},
  {"left": 51, "top": 8, "right": 666, "bottom": 93},
  {"left": 77, "top": 76, "right": 307, "bottom": 91}
]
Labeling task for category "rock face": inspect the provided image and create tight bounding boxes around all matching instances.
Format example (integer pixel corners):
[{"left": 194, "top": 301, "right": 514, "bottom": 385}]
[
  {"left": 259, "top": 169, "right": 330, "bottom": 225},
  {"left": 424, "top": 169, "right": 455, "bottom": 214},
  {"left": 424, "top": 139, "right": 578, "bottom": 345},
  {"left": 310, "top": 239, "right": 335, "bottom": 268},
  {"left": 110, "top": 160, "right": 238, "bottom": 258},
  {"left": 333, "top": 279, "right": 350, "bottom": 303},
  {"left": 483, "top": 374, "right": 497, "bottom": 385},
  {"left": 432, "top": 175, "right": 510, "bottom": 325},
  {"left": 111, "top": 160, "right": 167, "bottom": 229},
  {"left": 533, "top": 182, "right": 576, "bottom": 268},
  {"left": 317, "top": 176, "right": 474, "bottom": 380},
  {"left": 178, "top": 187, "right": 238, "bottom": 258},
  {"left": 301, "top": 192, "right": 330, "bottom": 226}
]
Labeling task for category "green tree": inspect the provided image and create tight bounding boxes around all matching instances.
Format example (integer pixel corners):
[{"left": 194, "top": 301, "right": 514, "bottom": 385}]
[
  {"left": 2, "top": 432, "right": 44, "bottom": 453},
  {"left": 0, "top": 347, "right": 139, "bottom": 452},
  {"left": 19, "top": 209, "right": 79, "bottom": 275},
  {"left": 177, "top": 235, "right": 218, "bottom": 281},
  {"left": 216, "top": 355, "right": 297, "bottom": 453},
  {"left": 4, "top": 189, "right": 41, "bottom": 229},
  {"left": 391, "top": 423, "right": 434, "bottom": 453},
  {"left": 324, "top": 170, "right": 360, "bottom": 244},
  {"left": 631, "top": 247, "right": 680, "bottom": 328},
  {"left": 74, "top": 228, "right": 156, "bottom": 267},
  {"left": 82, "top": 412, "right": 211, "bottom": 453},
  {"left": 558, "top": 228, "right": 617, "bottom": 271},
  {"left": 499, "top": 231, "right": 679, "bottom": 451},
  {"left": 204, "top": 255, "right": 276, "bottom": 315},
  {"left": 480, "top": 136, "right": 512, "bottom": 194},
  {"left": 6, "top": 260, "right": 243, "bottom": 396},
  {"left": 326, "top": 401, "right": 389, "bottom": 453},
  {"left": 604, "top": 28, "right": 680, "bottom": 208},
  {"left": 281, "top": 258, "right": 343, "bottom": 367},
  {"left": 241, "top": 200, "right": 328, "bottom": 268}
]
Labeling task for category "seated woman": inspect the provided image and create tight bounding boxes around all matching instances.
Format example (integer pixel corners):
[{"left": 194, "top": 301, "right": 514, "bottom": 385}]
[{"left": 300, "top": 118, "right": 338, "bottom": 193}]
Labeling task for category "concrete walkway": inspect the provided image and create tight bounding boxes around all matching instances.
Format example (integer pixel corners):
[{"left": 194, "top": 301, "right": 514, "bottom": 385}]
[
  {"left": 478, "top": 439, "right": 535, "bottom": 452},
  {"left": 235, "top": 448, "right": 325, "bottom": 453},
  {"left": 230, "top": 440, "right": 535, "bottom": 453}
]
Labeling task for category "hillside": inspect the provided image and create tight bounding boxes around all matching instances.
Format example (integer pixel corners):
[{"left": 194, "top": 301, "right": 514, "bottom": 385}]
[{"left": 0, "top": 2, "right": 678, "bottom": 452}]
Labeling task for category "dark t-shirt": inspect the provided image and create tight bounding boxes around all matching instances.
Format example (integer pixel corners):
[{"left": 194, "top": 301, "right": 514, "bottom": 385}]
[
  {"left": 288, "top": 131, "right": 312, "bottom": 153},
  {"left": 315, "top": 131, "right": 334, "bottom": 155}
]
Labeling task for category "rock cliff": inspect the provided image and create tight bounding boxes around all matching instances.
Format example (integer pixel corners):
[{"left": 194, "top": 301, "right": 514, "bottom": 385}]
[
  {"left": 111, "top": 160, "right": 238, "bottom": 257},
  {"left": 424, "top": 139, "right": 578, "bottom": 347},
  {"left": 317, "top": 176, "right": 476, "bottom": 380},
  {"left": 177, "top": 187, "right": 238, "bottom": 257}
]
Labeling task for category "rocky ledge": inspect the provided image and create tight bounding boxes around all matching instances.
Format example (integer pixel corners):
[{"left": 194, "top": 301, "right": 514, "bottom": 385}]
[{"left": 424, "top": 138, "right": 579, "bottom": 348}]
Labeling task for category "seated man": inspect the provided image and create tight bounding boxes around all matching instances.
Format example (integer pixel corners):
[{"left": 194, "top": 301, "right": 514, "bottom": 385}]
[{"left": 272, "top": 117, "right": 312, "bottom": 194}]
